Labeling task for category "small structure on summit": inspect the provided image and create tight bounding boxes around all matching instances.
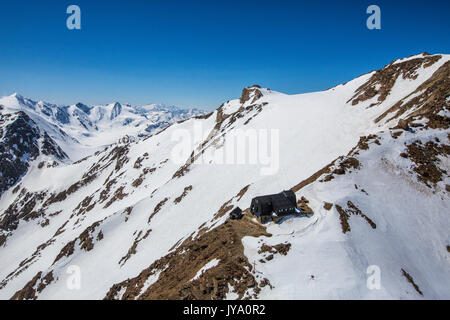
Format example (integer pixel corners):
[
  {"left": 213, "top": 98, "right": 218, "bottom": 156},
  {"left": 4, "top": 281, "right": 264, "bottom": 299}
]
[{"left": 250, "top": 190, "right": 302, "bottom": 223}]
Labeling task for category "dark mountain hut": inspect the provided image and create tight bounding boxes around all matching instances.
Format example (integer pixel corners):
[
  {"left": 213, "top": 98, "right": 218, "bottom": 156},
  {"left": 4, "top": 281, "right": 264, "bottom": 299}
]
[{"left": 250, "top": 190, "right": 300, "bottom": 223}]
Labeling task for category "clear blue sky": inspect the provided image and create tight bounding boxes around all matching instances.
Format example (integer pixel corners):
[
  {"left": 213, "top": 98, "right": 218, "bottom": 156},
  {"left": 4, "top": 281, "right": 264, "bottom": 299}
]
[{"left": 0, "top": 0, "right": 449, "bottom": 110}]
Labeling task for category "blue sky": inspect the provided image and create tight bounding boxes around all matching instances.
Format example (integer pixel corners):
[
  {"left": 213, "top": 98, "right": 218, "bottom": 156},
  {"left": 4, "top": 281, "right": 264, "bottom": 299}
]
[{"left": 0, "top": 0, "right": 449, "bottom": 110}]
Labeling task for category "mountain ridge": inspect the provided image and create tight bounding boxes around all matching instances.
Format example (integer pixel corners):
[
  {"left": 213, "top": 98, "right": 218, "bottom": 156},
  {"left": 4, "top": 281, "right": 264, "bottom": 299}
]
[{"left": 0, "top": 94, "right": 207, "bottom": 196}]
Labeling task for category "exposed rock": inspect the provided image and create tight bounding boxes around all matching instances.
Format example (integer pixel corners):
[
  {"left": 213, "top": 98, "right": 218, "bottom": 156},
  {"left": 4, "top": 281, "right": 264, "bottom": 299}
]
[
  {"left": 375, "top": 60, "right": 450, "bottom": 126},
  {"left": 349, "top": 55, "right": 441, "bottom": 107},
  {"left": 240, "top": 85, "right": 263, "bottom": 105},
  {"left": 398, "top": 119, "right": 410, "bottom": 131},
  {"left": 401, "top": 269, "right": 423, "bottom": 296},
  {"left": 11, "top": 270, "right": 55, "bottom": 300},
  {"left": 119, "top": 229, "right": 152, "bottom": 266},
  {"left": 174, "top": 185, "right": 193, "bottom": 204},
  {"left": 105, "top": 215, "right": 271, "bottom": 300},
  {"left": 0, "top": 111, "right": 66, "bottom": 195},
  {"left": 323, "top": 202, "right": 333, "bottom": 211},
  {"left": 404, "top": 140, "right": 450, "bottom": 188},
  {"left": 336, "top": 201, "right": 376, "bottom": 234},
  {"left": 148, "top": 198, "right": 169, "bottom": 223},
  {"left": 53, "top": 221, "right": 102, "bottom": 264}
]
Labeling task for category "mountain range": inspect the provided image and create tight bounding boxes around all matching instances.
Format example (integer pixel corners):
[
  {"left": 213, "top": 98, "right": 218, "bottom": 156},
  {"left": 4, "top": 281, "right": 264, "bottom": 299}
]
[{"left": 0, "top": 94, "right": 205, "bottom": 195}]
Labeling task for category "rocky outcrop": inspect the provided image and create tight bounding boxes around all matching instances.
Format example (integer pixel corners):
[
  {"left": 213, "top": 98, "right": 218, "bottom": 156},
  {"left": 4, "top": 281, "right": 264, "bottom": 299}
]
[
  {"left": 376, "top": 60, "right": 450, "bottom": 127},
  {"left": 348, "top": 54, "right": 441, "bottom": 107},
  {"left": 105, "top": 214, "right": 271, "bottom": 300},
  {"left": 0, "top": 110, "right": 67, "bottom": 196},
  {"left": 240, "top": 85, "right": 263, "bottom": 105}
]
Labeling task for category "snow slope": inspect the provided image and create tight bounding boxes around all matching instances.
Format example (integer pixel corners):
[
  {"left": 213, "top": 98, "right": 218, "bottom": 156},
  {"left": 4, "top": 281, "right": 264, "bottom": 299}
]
[
  {"left": 0, "top": 53, "right": 449, "bottom": 300},
  {"left": 245, "top": 128, "right": 450, "bottom": 299}
]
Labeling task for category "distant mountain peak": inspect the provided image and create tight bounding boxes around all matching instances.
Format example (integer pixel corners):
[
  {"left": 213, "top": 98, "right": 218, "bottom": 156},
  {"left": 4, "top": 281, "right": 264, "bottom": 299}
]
[
  {"left": 110, "top": 102, "right": 122, "bottom": 120},
  {"left": 240, "top": 85, "right": 263, "bottom": 104},
  {"left": 75, "top": 102, "right": 91, "bottom": 114}
]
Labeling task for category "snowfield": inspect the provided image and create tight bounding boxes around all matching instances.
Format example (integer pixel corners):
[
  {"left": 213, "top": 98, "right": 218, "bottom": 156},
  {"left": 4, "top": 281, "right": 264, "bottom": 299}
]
[{"left": 0, "top": 53, "right": 449, "bottom": 300}]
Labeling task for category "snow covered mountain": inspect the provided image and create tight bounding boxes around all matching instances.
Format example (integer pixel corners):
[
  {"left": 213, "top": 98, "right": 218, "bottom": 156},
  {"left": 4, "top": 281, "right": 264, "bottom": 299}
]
[
  {"left": 0, "top": 94, "right": 205, "bottom": 160},
  {"left": 0, "top": 109, "right": 68, "bottom": 196},
  {"left": 0, "top": 94, "right": 205, "bottom": 198},
  {"left": 0, "top": 53, "right": 449, "bottom": 300}
]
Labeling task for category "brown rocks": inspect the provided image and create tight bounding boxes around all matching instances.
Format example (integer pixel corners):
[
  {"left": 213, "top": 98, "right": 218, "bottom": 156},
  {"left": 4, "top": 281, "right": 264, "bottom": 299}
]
[{"left": 240, "top": 85, "right": 263, "bottom": 104}]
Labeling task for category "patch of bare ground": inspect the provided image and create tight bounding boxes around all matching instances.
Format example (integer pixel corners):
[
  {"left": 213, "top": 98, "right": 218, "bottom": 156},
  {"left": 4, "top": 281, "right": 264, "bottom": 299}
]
[
  {"left": 53, "top": 220, "right": 103, "bottom": 264},
  {"left": 335, "top": 205, "right": 351, "bottom": 233},
  {"left": 0, "top": 236, "right": 57, "bottom": 290},
  {"left": 291, "top": 161, "right": 335, "bottom": 192},
  {"left": 376, "top": 60, "right": 450, "bottom": 127},
  {"left": 290, "top": 137, "right": 369, "bottom": 191},
  {"left": 172, "top": 156, "right": 194, "bottom": 179},
  {"left": 447, "top": 245, "right": 450, "bottom": 253},
  {"left": 39, "top": 218, "right": 49, "bottom": 227},
  {"left": 321, "top": 157, "right": 361, "bottom": 182},
  {"left": 258, "top": 243, "right": 291, "bottom": 263},
  {"left": 351, "top": 135, "right": 380, "bottom": 153},
  {"left": 323, "top": 202, "right": 333, "bottom": 211},
  {"left": 144, "top": 167, "right": 157, "bottom": 175},
  {"left": 236, "top": 184, "right": 250, "bottom": 201},
  {"left": 131, "top": 177, "right": 143, "bottom": 188},
  {"left": 110, "top": 145, "right": 130, "bottom": 172},
  {"left": 73, "top": 195, "right": 95, "bottom": 216},
  {"left": 401, "top": 269, "right": 423, "bottom": 295},
  {"left": 132, "top": 167, "right": 156, "bottom": 188},
  {"left": 174, "top": 185, "right": 193, "bottom": 204},
  {"left": 119, "top": 229, "right": 152, "bottom": 266},
  {"left": 105, "top": 214, "right": 272, "bottom": 300},
  {"left": 97, "top": 231, "right": 104, "bottom": 241},
  {"left": 225, "top": 102, "right": 266, "bottom": 129},
  {"left": 53, "top": 221, "right": 68, "bottom": 237},
  {"left": 148, "top": 198, "right": 169, "bottom": 223},
  {"left": 49, "top": 210, "right": 62, "bottom": 217},
  {"left": 10, "top": 270, "right": 54, "bottom": 300},
  {"left": 99, "top": 177, "right": 118, "bottom": 203},
  {"left": 133, "top": 153, "right": 148, "bottom": 169},
  {"left": 194, "top": 112, "right": 213, "bottom": 120},
  {"left": 124, "top": 206, "right": 133, "bottom": 222},
  {"left": 0, "top": 233, "right": 6, "bottom": 246},
  {"left": 44, "top": 173, "right": 97, "bottom": 207},
  {"left": 104, "top": 186, "right": 128, "bottom": 208},
  {"left": 86, "top": 145, "right": 130, "bottom": 178},
  {"left": 240, "top": 85, "right": 263, "bottom": 104},
  {"left": 297, "top": 196, "right": 314, "bottom": 215},
  {"left": 12, "top": 184, "right": 21, "bottom": 194},
  {"left": 348, "top": 55, "right": 441, "bottom": 107},
  {"left": 10, "top": 272, "right": 41, "bottom": 300},
  {"left": 391, "top": 130, "right": 404, "bottom": 139},
  {"left": 335, "top": 201, "right": 376, "bottom": 234},
  {"left": 403, "top": 140, "right": 450, "bottom": 188},
  {"left": 0, "top": 189, "right": 48, "bottom": 233}
]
